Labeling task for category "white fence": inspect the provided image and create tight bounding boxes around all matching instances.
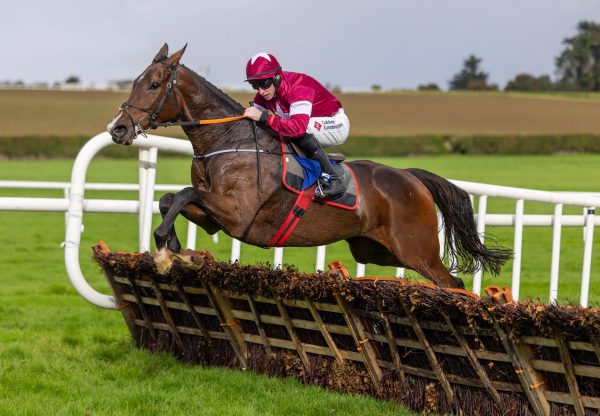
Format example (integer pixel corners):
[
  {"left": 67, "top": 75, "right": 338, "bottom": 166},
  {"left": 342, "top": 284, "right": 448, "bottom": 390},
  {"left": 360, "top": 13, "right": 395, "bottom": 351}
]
[{"left": 0, "top": 133, "right": 598, "bottom": 309}]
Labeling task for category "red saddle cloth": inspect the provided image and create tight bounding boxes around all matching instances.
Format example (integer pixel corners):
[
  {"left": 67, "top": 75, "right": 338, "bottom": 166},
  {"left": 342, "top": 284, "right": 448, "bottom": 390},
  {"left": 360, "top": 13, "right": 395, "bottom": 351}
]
[{"left": 279, "top": 138, "right": 359, "bottom": 210}]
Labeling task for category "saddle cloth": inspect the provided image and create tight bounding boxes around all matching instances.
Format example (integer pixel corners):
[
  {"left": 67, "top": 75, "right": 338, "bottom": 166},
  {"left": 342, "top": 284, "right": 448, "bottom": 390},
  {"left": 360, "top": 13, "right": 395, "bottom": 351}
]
[{"left": 279, "top": 138, "right": 358, "bottom": 210}]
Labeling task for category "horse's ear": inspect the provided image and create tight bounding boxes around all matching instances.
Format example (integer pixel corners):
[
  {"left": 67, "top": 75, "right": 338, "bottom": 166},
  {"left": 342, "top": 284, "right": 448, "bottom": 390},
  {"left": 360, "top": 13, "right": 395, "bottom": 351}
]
[
  {"left": 153, "top": 43, "right": 169, "bottom": 62},
  {"left": 167, "top": 44, "right": 187, "bottom": 67}
]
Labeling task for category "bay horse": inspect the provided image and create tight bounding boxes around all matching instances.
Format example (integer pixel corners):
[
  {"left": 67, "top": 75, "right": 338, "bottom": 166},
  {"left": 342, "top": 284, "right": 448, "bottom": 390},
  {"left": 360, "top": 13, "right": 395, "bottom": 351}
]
[{"left": 107, "top": 44, "right": 511, "bottom": 288}]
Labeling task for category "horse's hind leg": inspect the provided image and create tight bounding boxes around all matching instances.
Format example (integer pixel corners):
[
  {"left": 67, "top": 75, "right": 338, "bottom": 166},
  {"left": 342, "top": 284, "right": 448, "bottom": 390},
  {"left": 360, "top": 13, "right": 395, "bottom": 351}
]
[
  {"left": 407, "top": 251, "right": 465, "bottom": 289},
  {"left": 388, "top": 230, "right": 465, "bottom": 289},
  {"left": 347, "top": 235, "right": 464, "bottom": 289}
]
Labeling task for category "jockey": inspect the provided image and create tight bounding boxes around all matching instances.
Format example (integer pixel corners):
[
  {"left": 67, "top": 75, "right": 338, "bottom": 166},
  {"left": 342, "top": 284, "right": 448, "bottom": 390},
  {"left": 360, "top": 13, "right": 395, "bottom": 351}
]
[{"left": 243, "top": 52, "right": 350, "bottom": 198}]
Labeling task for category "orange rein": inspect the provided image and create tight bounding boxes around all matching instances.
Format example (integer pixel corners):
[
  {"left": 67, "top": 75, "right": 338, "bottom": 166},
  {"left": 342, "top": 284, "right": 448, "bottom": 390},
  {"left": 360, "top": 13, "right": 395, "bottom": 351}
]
[
  {"left": 195, "top": 115, "right": 248, "bottom": 125},
  {"left": 156, "top": 115, "right": 249, "bottom": 128}
]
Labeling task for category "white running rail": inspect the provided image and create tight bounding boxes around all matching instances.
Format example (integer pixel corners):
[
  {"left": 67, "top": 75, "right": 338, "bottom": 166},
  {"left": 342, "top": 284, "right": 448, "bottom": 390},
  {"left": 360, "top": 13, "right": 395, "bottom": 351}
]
[{"left": 0, "top": 133, "right": 599, "bottom": 308}]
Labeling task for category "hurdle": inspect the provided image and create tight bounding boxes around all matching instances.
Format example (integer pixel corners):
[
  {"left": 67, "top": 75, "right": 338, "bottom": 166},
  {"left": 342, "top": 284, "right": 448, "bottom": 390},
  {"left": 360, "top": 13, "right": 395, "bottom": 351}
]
[{"left": 94, "top": 242, "right": 600, "bottom": 416}]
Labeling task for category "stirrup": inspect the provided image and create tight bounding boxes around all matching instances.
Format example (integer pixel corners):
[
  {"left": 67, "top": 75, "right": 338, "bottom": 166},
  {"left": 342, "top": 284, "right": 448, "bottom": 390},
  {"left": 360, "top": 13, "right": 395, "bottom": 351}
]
[
  {"left": 315, "top": 181, "right": 326, "bottom": 199},
  {"left": 315, "top": 177, "right": 345, "bottom": 199}
]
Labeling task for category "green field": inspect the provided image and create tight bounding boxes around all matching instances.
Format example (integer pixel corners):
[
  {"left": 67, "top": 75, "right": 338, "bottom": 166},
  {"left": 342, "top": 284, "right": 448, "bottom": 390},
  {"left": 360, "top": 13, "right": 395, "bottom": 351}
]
[
  {"left": 2, "top": 89, "right": 600, "bottom": 138},
  {"left": 1, "top": 153, "right": 599, "bottom": 414},
  {"left": 2, "top": 84, "right": 600, "bottom": 415}
]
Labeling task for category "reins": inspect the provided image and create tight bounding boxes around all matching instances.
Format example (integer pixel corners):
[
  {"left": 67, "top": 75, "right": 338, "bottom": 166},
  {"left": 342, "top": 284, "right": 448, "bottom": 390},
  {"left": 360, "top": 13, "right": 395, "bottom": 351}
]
[
  {"left": 159, "top": 114, "right": 267, "bottom": 193},
  {"left": 156, "top": 115, "right": 247, "bottom": 128},
  {"left": 121, "top": 58, "right": 279, "bottom": 193}
]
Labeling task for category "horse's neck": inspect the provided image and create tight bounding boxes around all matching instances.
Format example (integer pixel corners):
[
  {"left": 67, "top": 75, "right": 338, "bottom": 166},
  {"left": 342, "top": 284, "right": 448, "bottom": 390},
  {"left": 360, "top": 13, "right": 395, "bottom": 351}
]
[{"left": 178, "top": 70, "right": 276, "bottom": 156}]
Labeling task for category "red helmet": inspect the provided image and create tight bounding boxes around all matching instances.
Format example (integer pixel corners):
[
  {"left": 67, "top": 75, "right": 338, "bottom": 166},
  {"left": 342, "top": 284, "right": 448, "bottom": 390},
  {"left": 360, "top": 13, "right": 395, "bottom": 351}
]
[{"left": 245, "top": 52, "right": 282, "bottom": 81}]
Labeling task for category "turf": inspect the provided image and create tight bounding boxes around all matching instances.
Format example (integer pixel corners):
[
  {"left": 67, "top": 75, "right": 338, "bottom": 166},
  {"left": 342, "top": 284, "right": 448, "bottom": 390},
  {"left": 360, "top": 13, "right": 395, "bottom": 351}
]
[{"left": 1, "top": 154, "right": 599, "bottom": 415}]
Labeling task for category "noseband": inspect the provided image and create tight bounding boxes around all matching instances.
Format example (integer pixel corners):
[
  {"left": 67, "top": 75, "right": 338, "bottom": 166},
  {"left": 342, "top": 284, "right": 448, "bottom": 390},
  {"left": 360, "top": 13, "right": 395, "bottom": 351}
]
[{"left": 119, "top": 58, "right": 179, "bottom": 137}]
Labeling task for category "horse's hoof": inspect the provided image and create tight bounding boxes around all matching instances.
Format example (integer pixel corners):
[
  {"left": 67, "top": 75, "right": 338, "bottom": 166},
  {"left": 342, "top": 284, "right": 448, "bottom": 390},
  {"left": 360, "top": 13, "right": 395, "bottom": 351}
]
[
  {"left": 454, "top": 277, "right": 466, "bottom": 290},
  {"left": 174, "top": 249, "right": 214, "bottom": 269},
  {"left": 154, "top": 247, "right": 173, "bottom": 274},
  {"left": 172, "top": 249, "right": 205, "bottom": 270}
]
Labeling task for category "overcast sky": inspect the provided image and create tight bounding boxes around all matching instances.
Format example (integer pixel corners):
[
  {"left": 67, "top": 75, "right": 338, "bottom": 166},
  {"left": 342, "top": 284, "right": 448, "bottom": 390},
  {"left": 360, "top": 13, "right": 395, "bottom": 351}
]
[{"left": 3, "top": 0, "right": 599, "bottom": 90}]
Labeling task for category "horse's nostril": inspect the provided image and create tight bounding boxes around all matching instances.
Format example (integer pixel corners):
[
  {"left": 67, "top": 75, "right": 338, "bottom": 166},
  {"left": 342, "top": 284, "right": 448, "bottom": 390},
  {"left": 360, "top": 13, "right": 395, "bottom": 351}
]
[{"left": 112, "top": 125, "right": 127, "bottom": 138}]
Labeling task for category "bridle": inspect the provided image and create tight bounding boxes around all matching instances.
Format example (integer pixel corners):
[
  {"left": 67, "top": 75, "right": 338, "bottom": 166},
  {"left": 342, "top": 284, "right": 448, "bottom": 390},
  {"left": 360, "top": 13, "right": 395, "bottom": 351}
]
[
  {"left": 117, "top": 59, "right": 269, "bottom": 191},
  {"left": 119, "top": 59, "right": 250, "bottom": 136},
  {"left": 119, "top": 57, "right": 180, "bottom": 137}
]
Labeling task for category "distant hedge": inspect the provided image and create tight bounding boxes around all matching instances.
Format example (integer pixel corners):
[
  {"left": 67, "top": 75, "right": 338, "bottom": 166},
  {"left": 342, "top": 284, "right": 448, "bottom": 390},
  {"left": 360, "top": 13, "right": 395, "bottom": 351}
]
[
  {"left": 337, "top": 134, "right": 600, "bottom": 156},
  {"left": 2, "top": 134, "right": 600, "bottom": 159},
  {"left": 0, "top": 136, "right": 134, "bottom": 159}
]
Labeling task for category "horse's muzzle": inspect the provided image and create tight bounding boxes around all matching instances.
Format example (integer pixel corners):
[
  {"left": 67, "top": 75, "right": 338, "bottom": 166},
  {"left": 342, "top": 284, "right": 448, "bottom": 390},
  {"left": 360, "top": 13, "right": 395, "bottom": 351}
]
[{"left": 108, "top": 124, "right": 134, "bottom": 145}]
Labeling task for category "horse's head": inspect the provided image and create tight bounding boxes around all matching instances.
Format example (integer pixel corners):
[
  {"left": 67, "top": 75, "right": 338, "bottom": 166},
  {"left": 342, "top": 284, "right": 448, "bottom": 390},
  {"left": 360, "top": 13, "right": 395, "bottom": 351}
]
[{"left": 107, "top": 43, "right": 187, "bottom": 145}]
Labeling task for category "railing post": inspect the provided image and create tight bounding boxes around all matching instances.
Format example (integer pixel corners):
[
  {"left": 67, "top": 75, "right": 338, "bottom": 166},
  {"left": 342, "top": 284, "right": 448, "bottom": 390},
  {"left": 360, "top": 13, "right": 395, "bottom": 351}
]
[
  {"left": 511, "top": 199, "right": 525, "bottom": 301},
  {"left": 316, "top": 245, "right": 326, "bottom": 272},
  {"left": 273, "top": 247, "right": 283, "bottom": 269},
  {"left": 356, "top": 263, "right": 365, "bottom": 277},
  {"left": 138, "top": 148, "right": 149, "bottom": 250},
  {"left": 139, "top": 147, "right": 157, "bottom": 253},
  {"left": 55, "top": 133, "right": 600, "bottom": 309},
  {"left": 437, "top": 210, "right": 445, "bottom": 259},
  {"left": 472, "top": 195, "right": 488, "bottom": 295},
  {"left": 549, "top": 203, "right": 563, "bottom": 304},
  {"left": 63, "top": 186, "right": 70, "bottom": 228},
  {"left": 186, "top": 222, "right": 197, "bottom": 250},
  {"left": 580, "top": 208, "right": 595, "bottom": 307},
  {"left": 230, "top": 239, "right": 241, "bottom": 263}
]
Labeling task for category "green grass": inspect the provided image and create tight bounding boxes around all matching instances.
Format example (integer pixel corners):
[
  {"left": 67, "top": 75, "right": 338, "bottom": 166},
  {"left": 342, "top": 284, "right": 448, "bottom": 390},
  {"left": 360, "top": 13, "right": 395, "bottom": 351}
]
[{"left": 1, "top": 154, "right": 600, "bottom": 414}]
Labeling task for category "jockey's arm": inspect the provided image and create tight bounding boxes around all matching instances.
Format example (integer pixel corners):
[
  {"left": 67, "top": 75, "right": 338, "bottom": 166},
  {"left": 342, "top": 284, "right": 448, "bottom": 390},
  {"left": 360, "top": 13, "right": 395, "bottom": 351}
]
[
  {"left": 244, "top": 87, "right": 315, "bottom": 137},
  {"left": 243, "top": 104, "right": 309, "bottom": 137},
  {"left": 264, "top": 110, "right": 309, "bottom": 137}
]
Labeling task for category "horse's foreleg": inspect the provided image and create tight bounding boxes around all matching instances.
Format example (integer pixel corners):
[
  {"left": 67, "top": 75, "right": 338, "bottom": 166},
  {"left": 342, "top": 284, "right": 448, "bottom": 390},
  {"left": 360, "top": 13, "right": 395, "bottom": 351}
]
[
  {"left": 180, "top": 204, "right": 221, "bottom": 235},
  {"left": 154, "top": 190, "right": 193, "bottom": 252},
  {"left": 179, "top": 190, "right": 246, "bottom": 237},
  {"left": 154, "top": 187, "right": 205, "bottom": 273},
  {"left": 156, "top": 192, "right": 221, "bottom": 254},
  {"left": 153, "top": 187, "right": 242, "bottom": 273},
  {"left": 156, "top": 193, "right": 183, "bottom": 253}
]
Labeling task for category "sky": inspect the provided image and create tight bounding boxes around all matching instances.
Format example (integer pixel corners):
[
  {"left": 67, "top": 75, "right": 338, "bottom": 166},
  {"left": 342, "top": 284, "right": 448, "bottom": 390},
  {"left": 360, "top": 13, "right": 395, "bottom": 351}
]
[{"left": 2, "top": 0, "right": 600, "bottom": 91}]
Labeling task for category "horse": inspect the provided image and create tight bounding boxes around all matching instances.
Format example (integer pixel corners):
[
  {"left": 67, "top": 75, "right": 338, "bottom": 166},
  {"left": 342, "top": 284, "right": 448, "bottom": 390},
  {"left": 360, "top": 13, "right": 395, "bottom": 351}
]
[{"left": 107, "top": 44, "right": 511, "bottom": 288}]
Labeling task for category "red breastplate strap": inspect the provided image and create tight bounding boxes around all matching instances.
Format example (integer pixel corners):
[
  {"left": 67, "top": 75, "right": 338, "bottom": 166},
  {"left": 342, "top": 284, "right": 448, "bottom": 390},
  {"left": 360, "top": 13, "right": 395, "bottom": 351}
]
[{"left": 268, "top": 183, "right": 317, "bottom": 247}]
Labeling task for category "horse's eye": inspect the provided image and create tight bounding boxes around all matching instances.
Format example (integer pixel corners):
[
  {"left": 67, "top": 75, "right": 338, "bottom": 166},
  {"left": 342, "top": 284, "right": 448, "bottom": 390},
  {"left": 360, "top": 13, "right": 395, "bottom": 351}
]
[{"left": 150, "top": 82, "right": 160, "bottom": 90}]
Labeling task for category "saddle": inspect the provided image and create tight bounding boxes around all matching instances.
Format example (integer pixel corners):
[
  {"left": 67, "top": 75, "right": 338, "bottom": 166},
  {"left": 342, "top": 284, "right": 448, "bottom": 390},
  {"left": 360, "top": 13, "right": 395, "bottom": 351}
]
[{"left": 280, "top": 138, "right": 358, "bottom": 210}]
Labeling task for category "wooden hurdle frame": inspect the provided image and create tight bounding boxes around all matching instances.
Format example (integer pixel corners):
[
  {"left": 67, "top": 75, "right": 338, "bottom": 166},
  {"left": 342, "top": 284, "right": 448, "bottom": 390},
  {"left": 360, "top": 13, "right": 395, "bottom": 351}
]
[{"left": 94, "top": 243, "right": 600, "bottom": 416}]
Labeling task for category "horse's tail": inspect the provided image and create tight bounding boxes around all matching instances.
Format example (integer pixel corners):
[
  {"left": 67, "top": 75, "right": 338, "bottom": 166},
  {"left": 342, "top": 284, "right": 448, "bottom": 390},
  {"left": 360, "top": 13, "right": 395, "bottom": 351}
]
[{"left": 406, "top": 168, "right": 512, "bottom": 276}]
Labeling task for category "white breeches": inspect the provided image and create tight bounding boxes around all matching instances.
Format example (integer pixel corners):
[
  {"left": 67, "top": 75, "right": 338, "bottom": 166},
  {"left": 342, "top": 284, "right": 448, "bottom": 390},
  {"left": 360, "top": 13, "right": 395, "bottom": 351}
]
[{"left": 306, "top": 108, "right": 350, "bottom": 147}]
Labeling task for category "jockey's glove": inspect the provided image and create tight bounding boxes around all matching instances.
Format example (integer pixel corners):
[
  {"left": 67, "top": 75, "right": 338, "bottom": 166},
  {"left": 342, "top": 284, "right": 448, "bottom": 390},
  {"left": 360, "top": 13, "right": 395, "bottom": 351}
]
[{"left": 259, "top": 111, "right": 270, "bottom": 124}]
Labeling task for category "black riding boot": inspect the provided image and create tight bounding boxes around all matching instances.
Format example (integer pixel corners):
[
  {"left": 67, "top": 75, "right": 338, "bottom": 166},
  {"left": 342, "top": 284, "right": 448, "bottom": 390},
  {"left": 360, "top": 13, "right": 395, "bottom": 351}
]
[{"left": 295, "top": 134, "right": 345, "bottom": 198}]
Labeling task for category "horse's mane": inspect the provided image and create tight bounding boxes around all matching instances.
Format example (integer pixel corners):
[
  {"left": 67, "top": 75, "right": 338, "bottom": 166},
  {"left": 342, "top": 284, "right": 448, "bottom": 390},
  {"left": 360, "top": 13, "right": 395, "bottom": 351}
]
[
  {"left": 181, "top": 64, "right": 244, "bottom": 113},
  {"left": 179, "top": 63, "right": 278, "bottom": 144}
]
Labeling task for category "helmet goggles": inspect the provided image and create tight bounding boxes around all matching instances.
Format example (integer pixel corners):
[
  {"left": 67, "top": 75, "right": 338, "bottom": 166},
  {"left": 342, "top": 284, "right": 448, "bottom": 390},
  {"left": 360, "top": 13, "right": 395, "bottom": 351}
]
[{"left": 249, "top": 77, "right": 275, "bottom": 90}]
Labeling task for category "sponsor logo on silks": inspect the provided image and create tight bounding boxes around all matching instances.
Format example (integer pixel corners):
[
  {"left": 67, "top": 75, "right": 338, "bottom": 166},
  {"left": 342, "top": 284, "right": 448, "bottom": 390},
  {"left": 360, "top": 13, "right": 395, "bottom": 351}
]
[
  {"left": 324, "top": 123, "right": 343, "bottom": 130},
  {"left": 322, "top": 120, "right": 335, "bottom": 125},
  {"left": 313, "top": 121, "right": 322, "bottom": 131}
]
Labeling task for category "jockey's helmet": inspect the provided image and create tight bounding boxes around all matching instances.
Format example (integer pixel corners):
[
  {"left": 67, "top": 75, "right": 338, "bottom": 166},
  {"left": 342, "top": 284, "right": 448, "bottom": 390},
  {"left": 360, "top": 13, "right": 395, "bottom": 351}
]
[{"left": 245, "top": 52, "right": 282, "bottom": 81}]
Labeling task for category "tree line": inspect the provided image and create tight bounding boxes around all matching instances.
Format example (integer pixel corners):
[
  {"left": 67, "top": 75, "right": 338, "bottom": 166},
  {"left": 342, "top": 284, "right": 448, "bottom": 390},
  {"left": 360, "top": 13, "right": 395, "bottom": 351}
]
[{"left": 418, "top": 20, "right": 600, "bottom": 92}]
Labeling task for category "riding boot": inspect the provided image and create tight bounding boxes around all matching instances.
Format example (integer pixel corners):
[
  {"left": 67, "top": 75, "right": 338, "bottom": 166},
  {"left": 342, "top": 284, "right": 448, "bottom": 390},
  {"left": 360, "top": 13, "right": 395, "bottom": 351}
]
[{"left": 295, "top": 133, "right": 345, "bottom": 198}]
